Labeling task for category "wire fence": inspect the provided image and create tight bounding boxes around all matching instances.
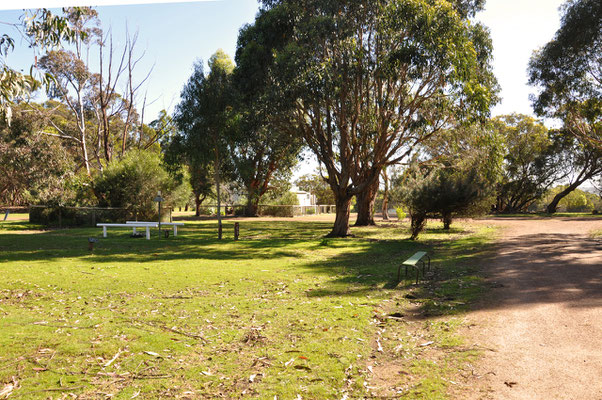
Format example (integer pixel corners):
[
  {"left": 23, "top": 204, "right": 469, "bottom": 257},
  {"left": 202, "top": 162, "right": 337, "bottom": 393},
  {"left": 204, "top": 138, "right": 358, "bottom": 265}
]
[
  {"left": 191, "top": 204, "right": 336, "bottom": 217},
  {"left": 23, "top": 203, "right": 335, "bottom": 227}
]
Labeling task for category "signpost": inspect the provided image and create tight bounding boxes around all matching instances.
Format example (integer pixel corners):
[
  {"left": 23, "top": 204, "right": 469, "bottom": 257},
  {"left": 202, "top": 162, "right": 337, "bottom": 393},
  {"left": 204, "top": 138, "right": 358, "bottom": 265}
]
[{"left": 153, "top": 191, "right": 164, "bottom": 238}]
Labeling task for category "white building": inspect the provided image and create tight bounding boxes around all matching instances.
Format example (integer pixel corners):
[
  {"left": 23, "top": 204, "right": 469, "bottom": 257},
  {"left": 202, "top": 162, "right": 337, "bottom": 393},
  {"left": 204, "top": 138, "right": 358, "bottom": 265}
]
[{"left": 293, "top": 191, "right": 317, "bottom": 206}]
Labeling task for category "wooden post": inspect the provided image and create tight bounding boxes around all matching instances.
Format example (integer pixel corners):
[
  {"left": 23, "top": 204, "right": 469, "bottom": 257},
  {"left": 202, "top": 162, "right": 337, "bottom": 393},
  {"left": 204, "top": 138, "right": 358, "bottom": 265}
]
[{"left": 234, "top": 222, "right": 239, "bottom": 241}]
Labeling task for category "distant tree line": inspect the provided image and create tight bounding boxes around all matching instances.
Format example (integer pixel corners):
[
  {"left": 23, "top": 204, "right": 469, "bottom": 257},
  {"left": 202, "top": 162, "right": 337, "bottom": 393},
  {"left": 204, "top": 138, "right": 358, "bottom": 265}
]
[{"left": 1, "top": 0, "right": 600, "bottom": 239}]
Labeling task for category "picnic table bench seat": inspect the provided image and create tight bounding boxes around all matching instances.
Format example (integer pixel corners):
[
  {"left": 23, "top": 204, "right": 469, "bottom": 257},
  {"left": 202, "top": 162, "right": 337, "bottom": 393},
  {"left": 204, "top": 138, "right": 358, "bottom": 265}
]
[
  {"left": 96, "top": 221, "right": 184, "bottom": 240},
  {"left": 126, "top": 221, "right": 184, "bottom": 236},
  {"left": 398, "top": 251, "right": 431, "bottom": 284}
]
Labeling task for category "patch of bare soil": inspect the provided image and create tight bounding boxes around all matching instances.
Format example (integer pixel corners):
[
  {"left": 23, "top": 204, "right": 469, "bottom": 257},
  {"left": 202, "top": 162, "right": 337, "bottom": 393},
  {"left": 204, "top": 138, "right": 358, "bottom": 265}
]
[{"left": 460, "top": 217, "right": 602, "bottom": 400}]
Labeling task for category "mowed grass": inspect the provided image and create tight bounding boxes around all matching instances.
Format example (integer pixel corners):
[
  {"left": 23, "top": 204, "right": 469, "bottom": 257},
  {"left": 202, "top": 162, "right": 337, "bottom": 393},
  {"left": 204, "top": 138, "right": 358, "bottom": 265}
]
[{"left": 0, "top": 216, "right": 496, "bottom": 399}]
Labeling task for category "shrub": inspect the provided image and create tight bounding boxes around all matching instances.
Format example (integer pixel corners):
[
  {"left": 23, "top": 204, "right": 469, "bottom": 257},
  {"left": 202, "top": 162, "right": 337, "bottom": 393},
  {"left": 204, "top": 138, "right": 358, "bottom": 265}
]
[
  {"left": 259, "top": 191, "right": 299, "bottom": 217},
  {"left": 402, "top": 166, "right": 494, "bottom": 239},
  {"left": 29, "top": 205, "right": 128, "bottom": 227},
  {"left": 93, "top": 150, "right": 187, "bottom": 220},
  {"left": 395, "top": 206, "right": 406, "bottom": 220}
]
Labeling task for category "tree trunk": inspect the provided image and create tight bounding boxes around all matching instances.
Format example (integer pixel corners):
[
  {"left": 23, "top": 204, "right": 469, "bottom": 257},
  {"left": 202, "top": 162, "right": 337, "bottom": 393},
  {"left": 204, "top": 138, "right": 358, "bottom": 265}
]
[
  {"left": 546, "top": 182, "right": 581, "bottom": 214},
  {"left": 195, "top": 193, "right": 201, "bottom": 217},
  {"left": 102, "top": 111, "right": 112, "bottom": 163},
  {"left": 77, "top": 97, "right": 91, "bottom": 176},
  {"left": 246, "top": 197, "right": 259, "bottom": 217},
  {"left": 245, "top": 184, "right": 260, "bottom": 217},
  {"left": 442, "top": 212, "right": 452, "bottom": 230},
  {"left": 382, "top": 168, "right": 389, "bottom": 221},
  {"left": 214, "top": 153, "right": 222, "bottom": 239},
  {"left": 326, "top": 195, "right": 353, "bottom": 237},
  {"left": 354, "top": 179, "right": 379, "bottom": 226},
  {"left": 410, "top": 211, "right": 427, "bottom": 240}
]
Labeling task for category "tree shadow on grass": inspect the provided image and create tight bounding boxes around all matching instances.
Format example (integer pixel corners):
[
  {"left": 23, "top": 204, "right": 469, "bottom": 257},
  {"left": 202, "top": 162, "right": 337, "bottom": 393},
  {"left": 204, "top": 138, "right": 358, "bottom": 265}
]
[{"left": 0, "top": 220, "right": 344, "bottom": 264}]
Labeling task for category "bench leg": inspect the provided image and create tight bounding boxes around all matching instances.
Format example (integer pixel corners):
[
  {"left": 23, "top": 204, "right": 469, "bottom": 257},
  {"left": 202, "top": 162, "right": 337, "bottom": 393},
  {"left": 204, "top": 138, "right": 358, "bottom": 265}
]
[
  {"left": 133, "top": 227, "right": 137, "bottom": 235},
  {"left": 103, "top": 226, "right": 107, "bottom": 238},
  {"left": 145, "top": 227, "right": 150, "bottom": 240},
  {"left": 416, "top": 267, "right": 419, "bottom": 284},
  {"left": 173, "top": 226, "right": 177, "bottom": 237}
]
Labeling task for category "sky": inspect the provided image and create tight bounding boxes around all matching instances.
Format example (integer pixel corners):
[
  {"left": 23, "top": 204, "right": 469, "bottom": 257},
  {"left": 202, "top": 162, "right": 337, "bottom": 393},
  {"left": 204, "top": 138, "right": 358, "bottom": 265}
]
[
  {"left": 1, "top": 0, "right": 259, "bottom": 123},
  {"left": 1, "top": 0, "right": 567, "bottom": 121},
  {"left": 476, "top": 0, "right": 565, "bottom": 116},
  {"left": 1, "top": 0, "right": 568, "bottom": 180}
]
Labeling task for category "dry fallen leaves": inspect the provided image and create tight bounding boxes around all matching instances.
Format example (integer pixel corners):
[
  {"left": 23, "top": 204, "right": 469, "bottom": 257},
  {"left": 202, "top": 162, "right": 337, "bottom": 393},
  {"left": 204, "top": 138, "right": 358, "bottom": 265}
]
[{"left": 0, "top": 377, "right": 19, "bottom": 399}]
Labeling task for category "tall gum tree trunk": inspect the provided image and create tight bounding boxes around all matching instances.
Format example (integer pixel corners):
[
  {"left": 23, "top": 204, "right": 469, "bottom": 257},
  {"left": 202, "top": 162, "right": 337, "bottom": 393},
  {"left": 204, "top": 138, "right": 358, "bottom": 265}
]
[
  {"left": 246, "top": 196, "right": 259, "bottom": 217},
  {"left": 327, "top": 195, "right": 353, "bottom": 237},
  {"left": 355, "top": 179, "right": 379, "bottom": 226},
  {"left": 195, "top": 193, "right": 202, "bottom": 217},
  {"left": 546, "top": 182, "right": 581, "bottom": 214},
  {"left": 382, "top": 169, "right": 389, "bottom": 221},
  {"left": 214, "top": 148, "right": 222, "bottom": 239}
]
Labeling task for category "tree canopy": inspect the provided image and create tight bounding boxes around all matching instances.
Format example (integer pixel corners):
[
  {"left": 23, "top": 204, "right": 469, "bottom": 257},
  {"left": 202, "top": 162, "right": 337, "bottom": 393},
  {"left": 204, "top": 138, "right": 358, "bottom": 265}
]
[
  {"left": 240, "top": 0, "right": 498, "bottom": 236},
  {"left": 493, "top": 114, "right": 564, "bottom": 213},
  {"left": 1, "top": 8, "right": 86, "bottom": 124},
  {"left": 529, "top": 0, "right": 601, "bottom": 148}
]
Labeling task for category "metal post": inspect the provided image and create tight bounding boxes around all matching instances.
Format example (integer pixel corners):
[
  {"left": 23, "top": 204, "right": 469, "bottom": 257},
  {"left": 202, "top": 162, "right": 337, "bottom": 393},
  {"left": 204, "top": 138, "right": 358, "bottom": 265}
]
[{"left": 154, "top": 191, "right": 165, "bottom": 239}]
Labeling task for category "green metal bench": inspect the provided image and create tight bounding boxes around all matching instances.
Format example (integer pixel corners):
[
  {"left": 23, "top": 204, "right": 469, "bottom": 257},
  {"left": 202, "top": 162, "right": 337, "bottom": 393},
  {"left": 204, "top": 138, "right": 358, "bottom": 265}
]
[{"left": 398, "top": 251, "right": 431, "bottom": 284}]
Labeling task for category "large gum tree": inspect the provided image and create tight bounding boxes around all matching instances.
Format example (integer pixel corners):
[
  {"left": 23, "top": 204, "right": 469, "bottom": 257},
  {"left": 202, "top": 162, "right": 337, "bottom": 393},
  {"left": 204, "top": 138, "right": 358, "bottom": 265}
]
[
  {"left": 242, "top": 0, "right": 497, "bottom": 237},
  {"left": 529, "top": 0, "right": 601, "bottom": 148}
]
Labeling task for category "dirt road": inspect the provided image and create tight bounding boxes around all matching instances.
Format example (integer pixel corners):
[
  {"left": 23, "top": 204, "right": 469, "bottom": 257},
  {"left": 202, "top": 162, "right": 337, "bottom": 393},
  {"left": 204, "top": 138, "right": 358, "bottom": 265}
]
[{"left": 464, "top": 218, "right": 602, "bottom": 400}]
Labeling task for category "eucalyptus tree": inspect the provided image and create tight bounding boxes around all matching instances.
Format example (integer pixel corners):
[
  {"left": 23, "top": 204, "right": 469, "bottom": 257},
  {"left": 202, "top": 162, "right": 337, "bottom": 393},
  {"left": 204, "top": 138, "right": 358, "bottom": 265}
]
[
  {"left": 162, "top": 112, "right": 214, "bottom": 217},
  {"left": 0, "top": 103, "right": 74, "bottom": 206},
  {"left": 173, "top": 51, "right": 236, "bottom": 235},
  {"left": 242, "top": 0, "right": 497, "bottom": 237},
  {"left": 230, "top": 115, "right": 302, "bottom": 216},
  {"left": 401, "top": 122, "right": 503, "bottom": 239},
  {"left": 295, "top": 173, "right": 336, "bottom": 205},
  {"left": 493, "top": 114, "right": 566, "bottom": 213},
  {"left": 529, "top": 0, "right": 601, "bottom": 148},
  {"left": 0, "top": 8, "right": 84, "bottom": 124},
  {"left": 544, "top": 133, "right": 602, "bottom": 214},
  {"left": 234, "top": 23, "right": 305, "bottom": 216}
]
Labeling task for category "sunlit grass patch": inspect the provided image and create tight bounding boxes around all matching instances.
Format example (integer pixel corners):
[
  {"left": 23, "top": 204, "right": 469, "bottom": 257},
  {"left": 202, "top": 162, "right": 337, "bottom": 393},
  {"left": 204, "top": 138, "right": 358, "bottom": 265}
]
[{"left": 0, "top": 218, "right": 496, "bottom": 399}]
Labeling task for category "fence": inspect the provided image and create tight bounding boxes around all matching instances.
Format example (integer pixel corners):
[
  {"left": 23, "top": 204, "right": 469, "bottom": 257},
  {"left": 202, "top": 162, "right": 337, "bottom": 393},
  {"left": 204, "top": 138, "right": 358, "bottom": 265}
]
[
  {"left": 192, "top": 204, "right": 336, "bottom": 218},
  {"left": 28, "top": 206, "right": 174, "bottom": 228}
]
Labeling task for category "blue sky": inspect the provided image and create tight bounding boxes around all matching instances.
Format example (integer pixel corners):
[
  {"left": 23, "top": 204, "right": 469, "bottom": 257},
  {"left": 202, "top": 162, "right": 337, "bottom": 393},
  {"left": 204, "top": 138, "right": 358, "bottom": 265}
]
[
  {"left": 1, "top": 1, "right": 260, "bottom": 123},
  {"left": 1, "top": 0, "right": 568, "bottom": 179},
  {"left": 2, "top": 0, "right": 566, "bottom": 122}
]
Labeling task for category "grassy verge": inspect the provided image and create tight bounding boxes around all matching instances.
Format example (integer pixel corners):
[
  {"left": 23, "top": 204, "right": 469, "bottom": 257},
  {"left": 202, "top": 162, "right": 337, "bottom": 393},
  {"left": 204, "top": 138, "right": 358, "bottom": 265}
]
[
  {"left": 488, "top": 212, "right": 602, "bottom": 218},
  {"left": 0, "top": 217, "right": 495, "bottom": 399},
  {"left": 590, "top": 229, "right": 602, "bottom": 238}
]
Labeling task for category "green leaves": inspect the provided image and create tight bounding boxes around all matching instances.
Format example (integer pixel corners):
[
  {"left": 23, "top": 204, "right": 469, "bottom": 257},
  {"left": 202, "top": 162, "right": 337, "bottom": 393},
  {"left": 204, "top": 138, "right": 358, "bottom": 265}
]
[
  {"left": 1, "top": 8, "right": 88, "bottom": 125},
  {"left": 529, "top": 0, "right": 601, "bottom": 147}
]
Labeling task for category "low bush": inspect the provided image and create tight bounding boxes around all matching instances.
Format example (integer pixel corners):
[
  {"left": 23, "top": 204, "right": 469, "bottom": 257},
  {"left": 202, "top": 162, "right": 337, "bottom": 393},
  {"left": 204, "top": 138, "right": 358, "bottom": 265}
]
[
  {"left": 29, "top": 205, "right": 128, "bottom": 227},
  {"left": 395, "top": 206, "right": 406, "bottom": 220}
]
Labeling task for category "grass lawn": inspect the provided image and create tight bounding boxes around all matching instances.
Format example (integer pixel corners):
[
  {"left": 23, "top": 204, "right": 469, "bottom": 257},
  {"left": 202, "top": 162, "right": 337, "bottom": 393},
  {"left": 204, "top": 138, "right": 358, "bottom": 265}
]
[{"left": 0, "top": 216, "right": 496, "bottom": 399}]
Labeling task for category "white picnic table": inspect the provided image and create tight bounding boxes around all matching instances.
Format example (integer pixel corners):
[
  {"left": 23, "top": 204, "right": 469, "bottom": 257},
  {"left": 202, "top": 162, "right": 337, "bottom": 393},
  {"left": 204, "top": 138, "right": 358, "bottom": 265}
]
[
  {"left": 126, "top": 221, "right": 184, "bottom": 237},
  {"left": 96, "top": 221, "right": 184, "bottom": 240}
]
